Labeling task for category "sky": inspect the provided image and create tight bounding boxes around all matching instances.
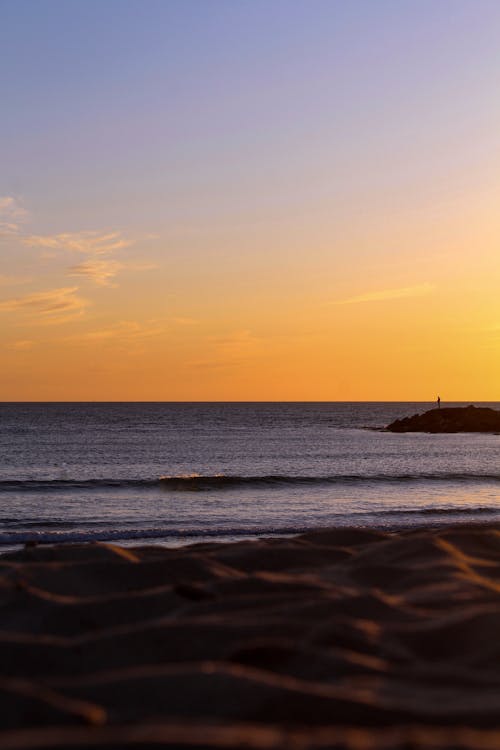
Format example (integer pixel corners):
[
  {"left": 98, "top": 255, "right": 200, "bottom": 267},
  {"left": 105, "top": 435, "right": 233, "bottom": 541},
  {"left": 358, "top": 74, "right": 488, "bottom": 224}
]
[{"left": 1, "top": 0, "right": 499, "bottom": 400}]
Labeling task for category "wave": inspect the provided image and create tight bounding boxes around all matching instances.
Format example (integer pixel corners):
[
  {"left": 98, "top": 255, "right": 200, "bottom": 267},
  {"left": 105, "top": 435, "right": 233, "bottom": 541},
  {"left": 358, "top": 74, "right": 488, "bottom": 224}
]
[
  {"left": 0, "top": 525, "right": 309, "bottom": 546},
  {"left": 0, "top": 478, "right": 159, "bottom": 492},
  {"left": 1, "top": 472, "right": 500, "bottom": 493},
  {"left": 158, "top": 473, "right": 500, "bottom": 489},
  {"left": 1, "top": 506, "right": 500, "bottom": 546}
]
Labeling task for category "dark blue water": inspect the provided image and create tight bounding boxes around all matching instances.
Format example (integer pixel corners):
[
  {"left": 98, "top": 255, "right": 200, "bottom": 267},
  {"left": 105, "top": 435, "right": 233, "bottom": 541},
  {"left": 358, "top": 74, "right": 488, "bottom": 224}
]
[{"left": 0, "top": 402, "right": 499, "bottom": 548}]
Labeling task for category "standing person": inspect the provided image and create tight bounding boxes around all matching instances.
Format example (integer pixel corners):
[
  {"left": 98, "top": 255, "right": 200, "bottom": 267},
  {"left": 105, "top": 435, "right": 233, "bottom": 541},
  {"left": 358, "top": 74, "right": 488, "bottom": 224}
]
[{"left": 437, "top": 395, "right": 441, "bottom": 409}]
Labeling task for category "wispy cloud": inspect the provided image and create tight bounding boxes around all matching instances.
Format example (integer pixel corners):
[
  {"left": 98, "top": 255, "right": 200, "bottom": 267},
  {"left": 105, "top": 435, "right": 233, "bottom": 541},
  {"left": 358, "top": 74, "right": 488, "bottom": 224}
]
[
  {"left": 8, "top": 339, "right": 34, "bottom": 351},
  {"left": 0, "top": 222, "right": 22, "bottom": 236},
  {"left": 1, "top": 199, "right": 158, "bottom": 324},
  {"left": 0, "top": 196, "right": 27, "bottom": 219},
  {"left": 0, "top": 195, "right": 27, "bottom": 235},
  {"left": 0, "top": 286, "right": 87, "bottom": 323},
  {"left": 190, "top": 330, "right": 264, "bottom": 369},
  {"left": 22, "top": 228, "right": 156, "bottom": 287},
  {"left": 23, "top": 230, "right": 132, "bottom": 256},
  {"left": 208, "top": 330, "right": 262, "bottom": 350},
  {"left": 67, "top": 259, "right": 157, "bottom": 286},
  {"left": 66, "top": 320, "right": 166, "bottom": 345},
  {"left": 67, "top": 259, "right": 124, "bottom": 286},
  {"left": 333, "top": 283, "right": 434, "bottom": 305}
]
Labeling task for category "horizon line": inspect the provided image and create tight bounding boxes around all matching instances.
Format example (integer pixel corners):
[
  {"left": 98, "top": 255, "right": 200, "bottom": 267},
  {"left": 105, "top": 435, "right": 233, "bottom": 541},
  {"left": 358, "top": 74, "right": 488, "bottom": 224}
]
[{"left": 0, "top": 400, "right": 496, "bottom": 405}]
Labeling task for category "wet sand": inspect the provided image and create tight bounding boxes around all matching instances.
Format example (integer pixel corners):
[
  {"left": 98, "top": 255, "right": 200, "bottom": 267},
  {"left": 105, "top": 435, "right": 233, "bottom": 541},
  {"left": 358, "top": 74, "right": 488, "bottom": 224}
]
[{"left": 1, "top": 524, "right": 500, "bottom": 748}]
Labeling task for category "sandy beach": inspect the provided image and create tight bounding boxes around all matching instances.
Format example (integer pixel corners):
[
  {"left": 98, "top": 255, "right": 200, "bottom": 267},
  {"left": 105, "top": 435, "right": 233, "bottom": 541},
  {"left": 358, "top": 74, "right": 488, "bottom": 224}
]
[{"left": 1, "top": 525, "right": 500, "bottom": 749}]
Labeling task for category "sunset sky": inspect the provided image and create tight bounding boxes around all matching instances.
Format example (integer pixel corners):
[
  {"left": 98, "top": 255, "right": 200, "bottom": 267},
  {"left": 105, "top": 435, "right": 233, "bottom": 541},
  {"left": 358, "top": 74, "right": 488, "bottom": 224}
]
[{"left": 1, "top": 0, "right": 499, "bottom": 400}]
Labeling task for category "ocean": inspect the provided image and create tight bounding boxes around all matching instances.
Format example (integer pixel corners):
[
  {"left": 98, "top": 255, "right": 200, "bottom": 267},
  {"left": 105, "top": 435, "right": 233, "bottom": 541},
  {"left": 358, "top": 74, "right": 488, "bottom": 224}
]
[{"left": 0, "top": 402, "right": 499, "bottom": 550}]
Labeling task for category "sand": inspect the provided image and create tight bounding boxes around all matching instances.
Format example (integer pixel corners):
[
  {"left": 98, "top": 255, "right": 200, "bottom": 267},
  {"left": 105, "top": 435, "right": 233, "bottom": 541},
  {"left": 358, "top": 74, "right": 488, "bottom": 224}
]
[{"left": 1, "top": 525, "right": 500, "bottom": 749}]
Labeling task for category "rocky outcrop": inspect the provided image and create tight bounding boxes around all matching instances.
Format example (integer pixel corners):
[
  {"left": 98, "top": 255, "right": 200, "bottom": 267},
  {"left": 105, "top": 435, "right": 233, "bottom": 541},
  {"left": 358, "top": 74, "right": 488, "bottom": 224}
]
[{"left": 387, "top": 405, "right": 500, "bottom": 433}]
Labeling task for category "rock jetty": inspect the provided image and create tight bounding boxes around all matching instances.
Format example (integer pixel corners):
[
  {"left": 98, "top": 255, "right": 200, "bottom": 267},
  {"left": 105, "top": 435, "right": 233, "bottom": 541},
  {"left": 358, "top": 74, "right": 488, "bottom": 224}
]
[{"left": 387, "top": 405, "right": 500, "bottom": 433}]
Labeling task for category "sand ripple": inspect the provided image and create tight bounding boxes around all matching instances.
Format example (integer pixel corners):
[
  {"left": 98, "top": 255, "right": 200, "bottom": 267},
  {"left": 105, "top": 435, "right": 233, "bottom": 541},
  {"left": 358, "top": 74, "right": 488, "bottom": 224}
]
[{"left": 1, "top": 525, "right": 500, "bottom": 748}]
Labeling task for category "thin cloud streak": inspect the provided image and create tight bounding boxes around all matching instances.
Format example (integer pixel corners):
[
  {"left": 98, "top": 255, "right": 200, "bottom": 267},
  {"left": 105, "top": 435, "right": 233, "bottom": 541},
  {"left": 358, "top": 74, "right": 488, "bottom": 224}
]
[
  {"left": 1, "top": 199, "right": 158, "bottom": 291},
  {"left": 65, "top": 320, "right": 166, "bottom": 345},
  {"left": 333, "top": 283, "right": 435, "bottom": 305},
  {"left": 23, "top": 230, "right": 132, "bottom": 255},
  {"left": 189, "top": 330, "right": 264, "bottom": 369},
  {"left": 0, "top": 222, "right": 21, "bottom": 236},
  {"left": 68, "top": 260, "right": 124, "bottom": 286},
  {"left": 0, "top": 196, "right": 27, "bottom": 236},
  {"left": 0, "top": 286, "right": 87, "bottom": 323},
  {"left": 0, "top": 196, "right": 27, "bottom": 219},
  {"left": 8, "top": 340, "right": 34, "bottom": 351},
  {"left": 67, "top": 259, "right": 158, "bottom": 286}
]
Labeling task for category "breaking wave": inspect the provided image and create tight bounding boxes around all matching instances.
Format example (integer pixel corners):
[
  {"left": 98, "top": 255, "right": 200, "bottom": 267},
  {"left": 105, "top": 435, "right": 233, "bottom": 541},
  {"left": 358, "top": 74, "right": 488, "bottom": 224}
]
[
  {"left": 1, "top": 506, "right": 500, "bottom": 546},
  {"left": 1, "top": 472, "right": 500, "bottom": 493}
]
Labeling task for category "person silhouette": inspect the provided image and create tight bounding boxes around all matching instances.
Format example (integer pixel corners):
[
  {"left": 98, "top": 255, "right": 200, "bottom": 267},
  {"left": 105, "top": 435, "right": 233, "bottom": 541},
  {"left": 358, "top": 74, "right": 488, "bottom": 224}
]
[{"left": 437, "top": 396, "right": 441, "bottom": 409}]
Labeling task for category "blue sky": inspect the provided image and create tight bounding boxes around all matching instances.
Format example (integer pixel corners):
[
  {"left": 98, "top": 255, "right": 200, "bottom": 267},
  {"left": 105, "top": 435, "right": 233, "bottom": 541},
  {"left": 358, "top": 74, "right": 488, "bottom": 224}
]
[{"left": 2, "top": 0, "right": 499, "bottom": 231}]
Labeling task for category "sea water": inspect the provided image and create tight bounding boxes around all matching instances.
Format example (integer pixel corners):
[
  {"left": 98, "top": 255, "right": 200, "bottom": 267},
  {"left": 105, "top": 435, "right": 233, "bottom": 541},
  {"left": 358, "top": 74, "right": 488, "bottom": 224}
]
[{"left": 0, "top": 402, "right": 499, "bottom": 549}]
